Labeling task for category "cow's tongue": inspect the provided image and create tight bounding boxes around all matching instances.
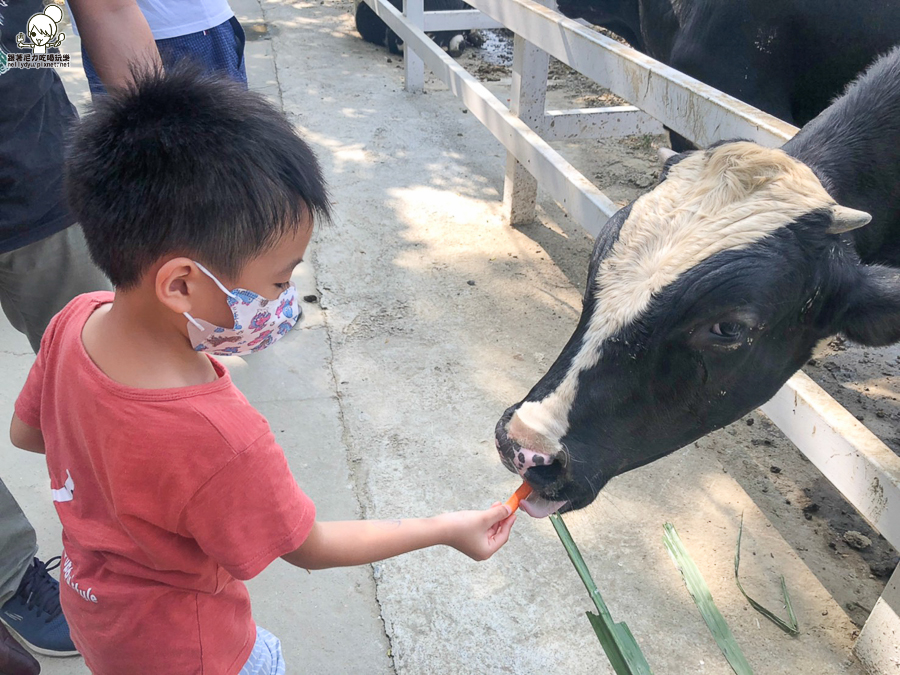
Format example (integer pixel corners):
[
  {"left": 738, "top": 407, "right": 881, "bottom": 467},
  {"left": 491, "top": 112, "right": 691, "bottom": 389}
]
[{"left": 519, "top": 492, "right": 567, "bottom": 518}]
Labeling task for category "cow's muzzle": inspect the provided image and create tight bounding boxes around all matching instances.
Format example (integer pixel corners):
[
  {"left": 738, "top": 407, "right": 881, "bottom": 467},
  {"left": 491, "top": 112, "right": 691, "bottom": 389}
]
[{"left": 494, "top": 406, "right": 569, "bottom": 517}]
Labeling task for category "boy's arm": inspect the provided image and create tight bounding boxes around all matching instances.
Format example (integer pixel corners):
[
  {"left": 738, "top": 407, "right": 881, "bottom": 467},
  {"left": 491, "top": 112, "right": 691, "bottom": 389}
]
[
  {"left": 10, "top": 413, "right": 45, "bottom": 454},
  {"left": 282, "top": 505, "right": 515, "bottom": 570}
]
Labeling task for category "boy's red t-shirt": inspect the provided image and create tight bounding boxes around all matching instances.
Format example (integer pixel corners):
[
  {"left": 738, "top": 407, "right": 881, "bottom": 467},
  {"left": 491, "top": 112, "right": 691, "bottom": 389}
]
[{"left": 15, "top": 292, "right": 316, "bottom": 674}]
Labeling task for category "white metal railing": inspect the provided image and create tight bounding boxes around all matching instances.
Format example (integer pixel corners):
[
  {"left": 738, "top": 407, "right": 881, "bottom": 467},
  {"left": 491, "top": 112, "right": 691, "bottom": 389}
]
[{"left": 361, "top": 0, "right": 900, "bottom": 668}]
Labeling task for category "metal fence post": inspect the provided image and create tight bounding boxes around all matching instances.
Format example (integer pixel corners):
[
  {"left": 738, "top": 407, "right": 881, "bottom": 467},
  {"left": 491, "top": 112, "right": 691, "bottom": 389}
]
[
  {"left": 856, "top": 565, "right": 900, "bottom": 674},
  {"left": 403, "top": 0, "right": 425, "bottom": 92},
  {"left": 501, "top": 2, "right": 550, "bottom": 226}
]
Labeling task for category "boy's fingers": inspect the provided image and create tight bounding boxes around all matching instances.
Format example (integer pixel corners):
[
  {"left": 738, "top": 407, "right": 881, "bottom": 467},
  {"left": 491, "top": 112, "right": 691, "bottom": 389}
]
[
  {"left": 491, "top": 514, "right": 516, "bottom": 547},
  {"left": 487, "top": 503, "right": 512, "bottom": 522},
  {"left": 489, "top": 501, "right": 512, "bottom": 519},
  {"left": 489, "top": 512, "right": 517, "bottom": 538},
  {"left": 488, "top": 511, "right": 514, "bottom": 536}
]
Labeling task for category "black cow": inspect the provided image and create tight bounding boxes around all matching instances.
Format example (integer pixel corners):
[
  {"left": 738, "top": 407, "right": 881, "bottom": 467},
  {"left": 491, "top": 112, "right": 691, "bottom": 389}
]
[
  {"left": 554, "top": 0, "right": 900, "bottom": 150},
  {"left": 495, "top": 47, "right": 900, "bottom": 518},
  {"left": 354, "top": 0, "right": 481, "bottom": 56}
]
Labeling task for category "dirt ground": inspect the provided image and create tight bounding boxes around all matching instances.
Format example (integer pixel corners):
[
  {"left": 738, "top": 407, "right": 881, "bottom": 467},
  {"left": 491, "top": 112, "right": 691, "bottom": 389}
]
[{"left": 454, "top": 26, "right": 900, "bottom": 628}]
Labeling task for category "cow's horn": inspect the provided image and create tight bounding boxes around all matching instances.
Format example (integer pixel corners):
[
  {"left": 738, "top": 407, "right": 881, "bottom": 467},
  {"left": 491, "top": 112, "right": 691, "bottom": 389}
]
[
  {"left": 827, "top": 205, "right": 872, "bottom": 234},
  {"left": 658, "top": 147, "right": 678, "bottom": 165}
]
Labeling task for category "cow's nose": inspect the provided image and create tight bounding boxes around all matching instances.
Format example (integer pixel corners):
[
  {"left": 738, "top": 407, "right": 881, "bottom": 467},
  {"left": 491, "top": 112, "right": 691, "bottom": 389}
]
[
  {"left": 511, "top": 447, "right": 556, "bottom": 474},
  {"left": 516, "top": 448, "right": 565, "bottom": 491},
  {"left": 495, "top": 406, "right": 566, "bottom": 489}
]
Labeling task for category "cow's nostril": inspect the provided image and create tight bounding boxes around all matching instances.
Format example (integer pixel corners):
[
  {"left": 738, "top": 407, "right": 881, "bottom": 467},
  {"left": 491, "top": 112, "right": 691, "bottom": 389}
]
[{"left": 525, "top": 457, "right": 564, "bottom": 490}]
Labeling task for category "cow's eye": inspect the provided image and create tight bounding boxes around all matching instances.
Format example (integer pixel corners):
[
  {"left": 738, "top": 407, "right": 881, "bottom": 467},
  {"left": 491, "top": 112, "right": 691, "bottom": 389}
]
[{"left": 710, "top": 321, "right": 744, "bottom": 340}]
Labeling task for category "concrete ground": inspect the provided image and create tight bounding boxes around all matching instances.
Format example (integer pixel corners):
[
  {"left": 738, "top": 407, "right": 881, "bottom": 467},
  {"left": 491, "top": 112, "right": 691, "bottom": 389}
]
[{"left": 0, "top": 0, "right": 882, "bottom": 673}]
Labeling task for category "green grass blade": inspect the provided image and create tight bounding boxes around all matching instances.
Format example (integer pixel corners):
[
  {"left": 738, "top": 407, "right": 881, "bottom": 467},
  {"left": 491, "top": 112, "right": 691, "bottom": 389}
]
[
  {"left": 663, "top": 523, "right": 754, "bottom": 675},
  {"left": 550, "top": 513, "right": 653, "bottom": 675},
  {"left": 734, "top": 515, "right": 799, "bottom": 636}
]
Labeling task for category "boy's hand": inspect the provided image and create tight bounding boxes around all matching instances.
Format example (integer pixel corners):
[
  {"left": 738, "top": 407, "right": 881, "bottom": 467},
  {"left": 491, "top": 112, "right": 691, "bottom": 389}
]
[{"left": 439, "top": 503, "right": 517, "bottom": 561}]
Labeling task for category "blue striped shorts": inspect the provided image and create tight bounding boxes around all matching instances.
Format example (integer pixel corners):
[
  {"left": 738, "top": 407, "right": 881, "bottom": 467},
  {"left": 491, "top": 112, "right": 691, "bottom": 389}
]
[
  {"left": 239, "top": 626, "right": 286, "bottom": 675},
  {"left": 82, "top": 16, "right": 248, "bottom": 97}
]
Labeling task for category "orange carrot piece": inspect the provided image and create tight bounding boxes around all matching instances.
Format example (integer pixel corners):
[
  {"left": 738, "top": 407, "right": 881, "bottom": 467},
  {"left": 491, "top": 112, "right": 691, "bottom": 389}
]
[{"left": 505, "top": 482, "right": 533, "bottom": 513}]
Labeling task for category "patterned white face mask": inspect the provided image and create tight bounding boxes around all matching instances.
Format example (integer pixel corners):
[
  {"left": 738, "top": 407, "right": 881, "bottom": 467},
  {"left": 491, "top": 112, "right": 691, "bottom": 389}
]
[{"left": 183, "top": 261, "right": 301, "bottom": 356}]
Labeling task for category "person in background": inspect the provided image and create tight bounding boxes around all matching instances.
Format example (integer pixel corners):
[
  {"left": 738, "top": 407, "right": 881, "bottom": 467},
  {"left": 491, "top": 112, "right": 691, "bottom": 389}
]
[
  {"left": 71, "top": 0, "right": 248, "bottom": 96},
  {"left": 0, "top": 1, "right": 158, "bottom": 672},
  {"left": 2, "top": 0, "right": 252, "bottom": 667}
]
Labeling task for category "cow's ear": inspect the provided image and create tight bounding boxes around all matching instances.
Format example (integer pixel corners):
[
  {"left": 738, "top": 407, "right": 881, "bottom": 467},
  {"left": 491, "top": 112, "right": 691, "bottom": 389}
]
[
  {"left": 841, "top": 265, "right": 900, "bottom": 346},
  {"left": 658, "top": 148, "right": 693, "bottom": 180}
]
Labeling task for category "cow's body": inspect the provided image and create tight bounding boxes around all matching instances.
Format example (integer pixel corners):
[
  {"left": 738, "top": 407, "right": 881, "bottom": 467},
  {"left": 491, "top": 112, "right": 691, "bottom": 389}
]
[
  {"left": 784, "top": 53, "right": 900, "bottom": 266},
  {"left": 354, "top": 0, "right": 476, "bottom": 56},
  {"left": 555, "top": 0, "right": 900, "bottom": 150},
  {"left": 495, "top": 47, "right": 900, "bottom": 517}
]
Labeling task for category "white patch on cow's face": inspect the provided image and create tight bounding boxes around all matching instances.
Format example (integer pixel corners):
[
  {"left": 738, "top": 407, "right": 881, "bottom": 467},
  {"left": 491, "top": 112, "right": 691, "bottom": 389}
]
[{"left": 513, "top": 142, "right": 836, "bottom": 451}]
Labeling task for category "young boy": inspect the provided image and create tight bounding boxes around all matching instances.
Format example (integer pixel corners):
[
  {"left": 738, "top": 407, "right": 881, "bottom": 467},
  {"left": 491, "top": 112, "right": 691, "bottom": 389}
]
[{"left": 8, "top": 68, "right": 516, "bottom": 674}]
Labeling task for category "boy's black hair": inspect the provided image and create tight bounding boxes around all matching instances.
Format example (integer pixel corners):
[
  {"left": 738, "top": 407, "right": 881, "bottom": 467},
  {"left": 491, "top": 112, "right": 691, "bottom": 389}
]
[{"left": 66, "top": 65, "right": 331, "bottom": 289}]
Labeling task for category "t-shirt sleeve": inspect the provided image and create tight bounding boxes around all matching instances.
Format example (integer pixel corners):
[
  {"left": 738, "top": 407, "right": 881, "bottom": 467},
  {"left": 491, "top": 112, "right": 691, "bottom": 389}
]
[
  {"left": 14, "top": 309, "right": 62, "bottom": 428},
  {"left": 179, "top": 433, "right": 316, "bottom": 580}
]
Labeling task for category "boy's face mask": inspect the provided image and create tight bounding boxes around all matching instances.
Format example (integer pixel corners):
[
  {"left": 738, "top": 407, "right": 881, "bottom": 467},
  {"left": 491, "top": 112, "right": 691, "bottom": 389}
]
[{"left": 183, "top": 261, "right": 301, "bottom": 356}]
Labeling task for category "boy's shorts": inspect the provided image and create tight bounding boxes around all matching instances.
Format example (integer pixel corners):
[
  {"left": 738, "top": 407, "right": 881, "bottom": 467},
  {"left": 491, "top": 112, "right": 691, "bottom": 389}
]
[
  {"left": 239, "top": 626, "right": 285, "bottom": 675},
  {"left": 82, "top": 16, "right": 248, "bottom": 97}
]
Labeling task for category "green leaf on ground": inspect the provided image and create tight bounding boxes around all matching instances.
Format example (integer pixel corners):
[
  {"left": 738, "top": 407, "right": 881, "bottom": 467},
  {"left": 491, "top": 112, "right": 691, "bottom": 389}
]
[
  {"left": 734, "top": 515, "right": 799, "bottom": 636},
  {"left": 550, "top": 513, "right": 653, "bottom": 675},
  {"left": 663, "top": 522, "right": 753, "bottom": 675}
]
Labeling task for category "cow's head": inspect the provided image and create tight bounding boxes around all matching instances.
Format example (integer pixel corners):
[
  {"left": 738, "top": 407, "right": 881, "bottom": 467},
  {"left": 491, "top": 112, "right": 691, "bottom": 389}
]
[
  {"left": 554, "top": 0, "right": 644, "bottom": 51},
  {"left": 496, "top": 141, "right": 900, "bottom": 517}
]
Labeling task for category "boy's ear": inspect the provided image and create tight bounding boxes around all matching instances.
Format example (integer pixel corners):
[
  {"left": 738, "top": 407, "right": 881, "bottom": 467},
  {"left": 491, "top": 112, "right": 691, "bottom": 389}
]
[
  {"left": 155, "top": 258, "right": 199, "bottom": 315},
  {"left": 841, "top": 265, "right": 900, "bottom": 346}
]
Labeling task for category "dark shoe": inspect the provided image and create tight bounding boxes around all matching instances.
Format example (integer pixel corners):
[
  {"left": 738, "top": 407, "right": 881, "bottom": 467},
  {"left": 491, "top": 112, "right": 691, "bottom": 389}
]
[
  {"left": 0, "top": 558, "right": 77, "bottom": 657},
  {"left": 0, "top": 621, "right": 39, "bottom": 675}
]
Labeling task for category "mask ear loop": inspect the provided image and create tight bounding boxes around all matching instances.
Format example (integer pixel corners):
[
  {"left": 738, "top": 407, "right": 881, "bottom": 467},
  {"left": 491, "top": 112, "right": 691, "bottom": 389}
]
[
  {"left": 184, "top": 261, "right": 239, "bottom": 330},
  {"left": 192, "top": 261, "right": 239, "bottom": 299},
  {"left": 184, "top": 312, "right": 205, "bottom": 331}
]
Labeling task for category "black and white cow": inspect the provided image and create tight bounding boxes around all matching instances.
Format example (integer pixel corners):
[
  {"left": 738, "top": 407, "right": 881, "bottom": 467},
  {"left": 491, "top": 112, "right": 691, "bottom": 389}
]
[
  {"left": 354, "top": 0, "right": 481, "bottom": 57},
  {"left": 554, "top": 0, "right": 900, "bottom": 150},
  {"left": 495, "top": 47, "right": 900, "bottom": 518}
]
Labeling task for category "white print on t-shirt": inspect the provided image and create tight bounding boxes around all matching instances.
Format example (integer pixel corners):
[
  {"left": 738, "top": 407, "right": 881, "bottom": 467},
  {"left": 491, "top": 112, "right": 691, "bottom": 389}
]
[
  {"left": 51, "top": 469, "right": 74, "bottom": 502},
  {"left": 63, "top": 551, "right": 99, "bottom": 604}
]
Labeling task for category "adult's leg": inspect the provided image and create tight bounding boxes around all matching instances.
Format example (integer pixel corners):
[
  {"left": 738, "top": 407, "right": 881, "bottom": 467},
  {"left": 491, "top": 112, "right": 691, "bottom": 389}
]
[
  {"left": 0, "top": 225, "right": 99, "bottom": 658},
  {"left": 0, "top": 481, "right": 40, "bottom": 674},
  {"left": 0, "top": 480, "right": 37, "bottom": 607},
  {"left": 0, "top": 224, "right": 110, "bottom": 352},
  {"left": 0, "top": 226, "right": 64, "bottom": 604},
  {"left": 0, "top": 225, "right": 108, "bottom": 572}
]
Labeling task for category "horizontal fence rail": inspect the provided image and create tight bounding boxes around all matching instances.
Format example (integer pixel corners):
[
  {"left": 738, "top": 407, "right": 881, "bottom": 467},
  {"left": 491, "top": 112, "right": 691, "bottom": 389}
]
[
  {"left": 422, "top": 9, "right": 502, "bottom": 31},
  {"left": 762, "top": 372, "right": 900, "bottom": 550},
  {"left": 458, "top": 0, "right": 798, "bottom": 147},
  {"left": 368, "top": 0, "right": 620, "bottom": 233},
  {"left": 542, "top": 107, "right": 664, "bottom": 141}
]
